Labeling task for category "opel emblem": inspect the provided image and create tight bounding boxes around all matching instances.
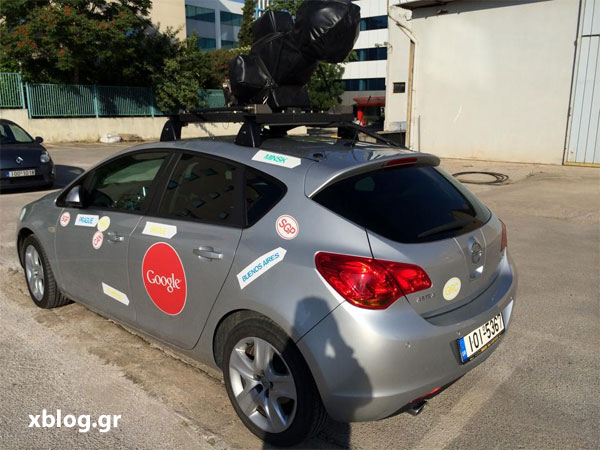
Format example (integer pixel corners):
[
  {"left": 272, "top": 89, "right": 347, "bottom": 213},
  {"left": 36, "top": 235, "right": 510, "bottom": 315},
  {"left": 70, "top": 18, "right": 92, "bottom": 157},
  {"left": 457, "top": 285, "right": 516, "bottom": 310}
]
[
  {"left": 16, "top": 156, "right": 23, "bottom": 165},
  {"left": 471, "top": 240, "right": 483, "bottom": 264}
]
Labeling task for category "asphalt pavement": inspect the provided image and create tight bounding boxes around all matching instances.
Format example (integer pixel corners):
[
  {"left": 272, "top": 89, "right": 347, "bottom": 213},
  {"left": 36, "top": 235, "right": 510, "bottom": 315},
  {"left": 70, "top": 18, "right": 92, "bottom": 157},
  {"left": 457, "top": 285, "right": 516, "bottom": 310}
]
[{"left": 0, "top": 142, "right": 598, "bottom": 449}]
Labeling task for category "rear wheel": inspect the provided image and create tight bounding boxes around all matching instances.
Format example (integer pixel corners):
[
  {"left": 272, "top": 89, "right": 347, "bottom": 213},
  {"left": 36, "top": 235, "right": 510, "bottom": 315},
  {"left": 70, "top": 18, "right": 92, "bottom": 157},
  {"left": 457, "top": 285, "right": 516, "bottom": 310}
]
[
  {"left": 21, "top": 235, "right": 70, "bottom": 309},
  {"left": 222, "top": 317, "right": 326, "bottom": 446}
]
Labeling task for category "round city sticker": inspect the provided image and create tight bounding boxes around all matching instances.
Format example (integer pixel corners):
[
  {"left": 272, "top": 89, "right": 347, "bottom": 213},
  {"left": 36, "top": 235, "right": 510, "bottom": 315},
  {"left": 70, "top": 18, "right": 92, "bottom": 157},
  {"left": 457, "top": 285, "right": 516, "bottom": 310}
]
[
  {"left": 97, "top": 216, "right": 111, "bottom": 232},
  {"left": 443, "top": 277, "right": 461, "bottom": 301},
  {"left": 59, "top": 212, "right": 71, "bottom": 227},
  {"left": 276, "top": 215, "right": 299, "bottom": 240},
  {"left": 142, "top": 242, "right": 187, "bottom": 315},
  {"left": 92, "top": 231, "right": 104, "bottom": 250}
]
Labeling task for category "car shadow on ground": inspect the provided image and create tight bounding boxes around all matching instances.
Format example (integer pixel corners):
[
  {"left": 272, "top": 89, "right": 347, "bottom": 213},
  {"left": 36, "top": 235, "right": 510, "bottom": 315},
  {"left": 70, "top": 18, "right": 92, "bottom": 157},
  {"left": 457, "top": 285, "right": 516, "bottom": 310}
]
[
  {"left": 263, "top": 297, "right": 372, "bottom": 449},
  {"left": 0, "top": 165, "right": 84, "bottom": 194}
]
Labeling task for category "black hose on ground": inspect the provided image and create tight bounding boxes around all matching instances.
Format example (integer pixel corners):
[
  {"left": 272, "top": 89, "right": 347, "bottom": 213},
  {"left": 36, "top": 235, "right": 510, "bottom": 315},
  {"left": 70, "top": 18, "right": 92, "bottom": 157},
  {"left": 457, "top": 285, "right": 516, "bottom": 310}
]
[{"left": 452, "top": 171, "right": 509, "bottom": 185}]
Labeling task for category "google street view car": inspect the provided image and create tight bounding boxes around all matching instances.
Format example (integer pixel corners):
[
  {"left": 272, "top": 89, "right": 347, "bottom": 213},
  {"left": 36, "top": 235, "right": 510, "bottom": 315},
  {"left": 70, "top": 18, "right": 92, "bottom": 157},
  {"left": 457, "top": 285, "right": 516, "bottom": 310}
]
[{"left": 15, "top": 1, "right": 517, "bottom": 446}]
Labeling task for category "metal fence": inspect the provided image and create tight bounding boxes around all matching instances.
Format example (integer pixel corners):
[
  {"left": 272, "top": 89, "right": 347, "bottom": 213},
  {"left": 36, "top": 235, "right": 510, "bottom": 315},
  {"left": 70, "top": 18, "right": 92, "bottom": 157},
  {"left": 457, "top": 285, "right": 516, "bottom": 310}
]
[
  {"left": 25, "top": 83, "right": 158, "bottom": 118},
  {"left": 0, "top": 73, "right": 226, "bottom": 118},
  {"left": 0, "top": 73, "right": 25, "bottom": 108}
]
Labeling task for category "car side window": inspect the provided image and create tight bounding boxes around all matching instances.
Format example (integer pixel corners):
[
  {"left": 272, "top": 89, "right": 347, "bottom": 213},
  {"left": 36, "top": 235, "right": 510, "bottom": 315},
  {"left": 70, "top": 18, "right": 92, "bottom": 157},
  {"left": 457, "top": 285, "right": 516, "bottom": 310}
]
[
  {"left": 157, "top": 154, "right": 241, "bottom": 225},
  {"left": 245, "top": 168, "right": 286, "bottom": 226},
  {"left": 86, "top": 152, "right": 168, "bottom": 212}
]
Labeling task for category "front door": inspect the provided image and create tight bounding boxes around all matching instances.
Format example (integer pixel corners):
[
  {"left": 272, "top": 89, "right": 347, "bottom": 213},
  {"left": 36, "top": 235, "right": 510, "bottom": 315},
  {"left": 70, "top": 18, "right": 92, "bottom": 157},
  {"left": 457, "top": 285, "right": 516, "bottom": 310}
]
[
  {"left": 128, "top": 153, "right": 243, "bottom": 349},
  {"left": 55, "top": 151, "right": 170, "bottom": 323}
]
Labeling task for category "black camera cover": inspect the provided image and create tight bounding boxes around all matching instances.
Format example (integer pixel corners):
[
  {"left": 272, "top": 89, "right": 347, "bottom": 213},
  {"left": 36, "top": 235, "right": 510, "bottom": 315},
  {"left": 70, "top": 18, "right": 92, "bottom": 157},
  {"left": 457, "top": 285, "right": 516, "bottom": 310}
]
[
  {"left": 294, "top": 0, "right": 360, "bottom": 63},
  {"left": 252, "top": 10, "right": 294, "bottom": 41}
]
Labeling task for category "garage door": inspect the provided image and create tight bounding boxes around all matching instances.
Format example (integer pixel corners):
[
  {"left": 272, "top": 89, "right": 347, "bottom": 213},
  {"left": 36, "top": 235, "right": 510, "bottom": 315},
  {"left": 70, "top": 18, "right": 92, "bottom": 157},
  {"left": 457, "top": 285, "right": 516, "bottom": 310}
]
[{"left": 566, "top": 0, "right": 600, "bottom": 166}]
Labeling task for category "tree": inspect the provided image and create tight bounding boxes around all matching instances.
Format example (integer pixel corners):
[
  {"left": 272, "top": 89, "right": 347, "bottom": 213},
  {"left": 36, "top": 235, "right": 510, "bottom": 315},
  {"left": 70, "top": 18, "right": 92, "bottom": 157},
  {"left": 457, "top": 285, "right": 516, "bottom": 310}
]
[
  {"left": 237, "top": 0, "right": 256, "bottom": 48},
  {"left": 268, "top": 0, "right": 301, "bottom": 15},
  {"left": 153, "top": 38, "right": 248, "bottom": 113},
  {"left": 307, "top": 62, "right": 345, "bottom": 110},
  {"left": 153, "top": 35, "right": 213, "bottom": 113},
  {"left": 0, "top": 0, "right": 177, "bottom": 85}
]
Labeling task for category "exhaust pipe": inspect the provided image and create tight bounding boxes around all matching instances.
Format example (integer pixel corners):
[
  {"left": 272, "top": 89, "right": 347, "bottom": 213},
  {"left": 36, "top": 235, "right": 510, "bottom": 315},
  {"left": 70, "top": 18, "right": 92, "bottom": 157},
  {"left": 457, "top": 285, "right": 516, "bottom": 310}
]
[{"left": 407, "top": 400, "right": 427, "bottom": 416}]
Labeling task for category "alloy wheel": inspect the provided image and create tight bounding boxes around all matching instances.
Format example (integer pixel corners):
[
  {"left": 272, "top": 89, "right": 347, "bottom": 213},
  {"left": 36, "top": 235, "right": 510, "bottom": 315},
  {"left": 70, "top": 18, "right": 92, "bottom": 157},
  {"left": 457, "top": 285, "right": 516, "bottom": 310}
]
[
  {"left": 229, "top": 336, "right": 297, "bottom": 433},
  {"left": 25, "top": 245, "right": 44, "bottom": 301}
]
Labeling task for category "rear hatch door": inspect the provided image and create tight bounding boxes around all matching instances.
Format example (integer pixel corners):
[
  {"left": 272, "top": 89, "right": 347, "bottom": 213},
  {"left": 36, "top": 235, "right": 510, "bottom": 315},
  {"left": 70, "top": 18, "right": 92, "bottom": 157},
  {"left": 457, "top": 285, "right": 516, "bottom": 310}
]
[{"left": 312, "top": 161, "right": 504, "bottom": 316}]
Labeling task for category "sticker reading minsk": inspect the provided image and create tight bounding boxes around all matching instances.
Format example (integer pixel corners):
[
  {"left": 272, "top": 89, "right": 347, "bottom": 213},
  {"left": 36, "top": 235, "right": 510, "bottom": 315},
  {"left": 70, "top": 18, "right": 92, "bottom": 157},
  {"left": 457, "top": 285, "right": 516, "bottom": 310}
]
[
  {"left": 252, "top": 150, "right": 301, "bottom": 169},
  {"left": 237, "top": 247, "right": 287, "bottom": 289},
  {"left": 142, "top": 242, "right": 187, "bottom": 315}
]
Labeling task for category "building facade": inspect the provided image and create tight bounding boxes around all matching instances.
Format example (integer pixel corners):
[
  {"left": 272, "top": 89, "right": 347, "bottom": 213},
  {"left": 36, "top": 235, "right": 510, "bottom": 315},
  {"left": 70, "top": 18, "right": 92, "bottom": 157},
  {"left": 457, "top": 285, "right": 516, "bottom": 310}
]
[
  {"left": 385, "top": 0, "right": 599, "bottom": 166},
  {"left": 340, "top": 0, "right": 389, "bottom": 107},
  {"left": 185, "top": 0, "right": 243, "bottom": 49},
  {"left": 149, "top": 0, "right": 188, "bottom": 40}
]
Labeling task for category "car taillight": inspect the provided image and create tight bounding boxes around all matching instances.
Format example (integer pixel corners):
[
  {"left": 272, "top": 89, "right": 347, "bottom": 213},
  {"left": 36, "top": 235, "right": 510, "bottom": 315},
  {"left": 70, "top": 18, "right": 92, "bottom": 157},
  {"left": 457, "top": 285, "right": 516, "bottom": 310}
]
[
  {"left": 315, "top": 252, "right": 432, "bottom": 309},
  {"left": 500, "top": 220, "right": 508, "bottom": 252}
]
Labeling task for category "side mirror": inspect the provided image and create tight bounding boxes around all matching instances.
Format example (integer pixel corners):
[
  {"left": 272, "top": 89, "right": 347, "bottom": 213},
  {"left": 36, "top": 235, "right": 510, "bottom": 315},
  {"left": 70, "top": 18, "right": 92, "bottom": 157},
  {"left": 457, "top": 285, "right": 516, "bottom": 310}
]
[
  {"left": 35, "top": 136, "right": 44, "bottom": 144},
  {"left": 65, "top": 185, "right": 84, "bottom": 208}
]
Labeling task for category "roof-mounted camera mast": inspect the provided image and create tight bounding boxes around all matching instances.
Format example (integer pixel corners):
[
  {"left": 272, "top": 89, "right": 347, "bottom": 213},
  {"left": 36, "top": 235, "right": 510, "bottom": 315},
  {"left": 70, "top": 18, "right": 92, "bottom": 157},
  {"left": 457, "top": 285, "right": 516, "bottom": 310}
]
[
  {"left": 159, "top": 105, "right": 401, "bottom": 149},
  {"left": 159, "top": 1, "right": 401, "bottom": 150}
]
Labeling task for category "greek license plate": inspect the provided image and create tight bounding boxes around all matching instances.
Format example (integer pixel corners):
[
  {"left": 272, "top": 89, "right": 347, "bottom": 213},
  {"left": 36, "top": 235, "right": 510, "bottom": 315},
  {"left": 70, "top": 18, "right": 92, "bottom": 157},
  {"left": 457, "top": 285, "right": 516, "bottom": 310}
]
[
  {"left": 458, "top": 313, "right": 504, "bottom": 363},
  {"left": 9, "top": 169, "right": 35, "bottom": 177}
]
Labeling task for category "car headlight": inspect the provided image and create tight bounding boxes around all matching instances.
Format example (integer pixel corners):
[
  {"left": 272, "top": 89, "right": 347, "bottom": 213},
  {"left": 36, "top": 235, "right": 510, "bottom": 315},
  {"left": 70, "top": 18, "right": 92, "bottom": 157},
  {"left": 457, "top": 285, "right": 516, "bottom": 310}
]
[{"left": 40, "top": 151, "right": 50, "bottom": 163}]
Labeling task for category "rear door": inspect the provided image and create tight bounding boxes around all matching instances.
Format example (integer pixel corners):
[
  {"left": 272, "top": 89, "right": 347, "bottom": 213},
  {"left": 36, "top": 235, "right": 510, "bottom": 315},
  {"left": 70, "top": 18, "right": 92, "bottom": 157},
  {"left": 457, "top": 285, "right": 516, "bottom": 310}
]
[
  {"left": 128, "top": 152, "right": 243, "bottom": 349},
  {"left": 313, "top": 164, "right": 504, "bottom": 316},
  {"left": 55, "top": 151, "right": 170, "bottom": 323}
]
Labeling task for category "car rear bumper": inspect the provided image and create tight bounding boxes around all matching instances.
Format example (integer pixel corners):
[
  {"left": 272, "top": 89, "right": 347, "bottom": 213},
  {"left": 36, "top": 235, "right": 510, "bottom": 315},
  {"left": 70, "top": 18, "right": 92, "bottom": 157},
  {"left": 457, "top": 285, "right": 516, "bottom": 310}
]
[
  {"left": 297, "top": 252, "right": 518, "bottom": 422},
  {"left": 0, "top": 164, "right": 55, "bottom": 190}
]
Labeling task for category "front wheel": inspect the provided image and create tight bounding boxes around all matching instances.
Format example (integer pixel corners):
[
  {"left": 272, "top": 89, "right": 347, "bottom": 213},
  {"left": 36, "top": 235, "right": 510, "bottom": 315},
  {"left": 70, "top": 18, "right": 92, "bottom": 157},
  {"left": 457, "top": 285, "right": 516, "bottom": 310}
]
[{"left": 223, "top": 317, "right": 327, "bottom": 446}]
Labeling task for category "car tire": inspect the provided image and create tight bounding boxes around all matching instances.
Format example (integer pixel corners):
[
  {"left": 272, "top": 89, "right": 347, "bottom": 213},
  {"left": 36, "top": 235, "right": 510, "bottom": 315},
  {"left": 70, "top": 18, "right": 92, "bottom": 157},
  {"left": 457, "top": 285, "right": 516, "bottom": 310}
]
[
  {"left": 222, "top": 316, "right": 327, "bottom": 447},
  {"left": 21, "top": 235, "right": 70, "bottom": 309}
]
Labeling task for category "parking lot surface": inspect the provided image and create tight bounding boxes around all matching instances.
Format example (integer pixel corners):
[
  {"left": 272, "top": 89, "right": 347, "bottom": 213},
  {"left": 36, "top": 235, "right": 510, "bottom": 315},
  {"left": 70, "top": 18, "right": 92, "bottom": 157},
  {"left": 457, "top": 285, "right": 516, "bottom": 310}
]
[{"left": 1, "top": 142, "right": 598, "bottom": 449}]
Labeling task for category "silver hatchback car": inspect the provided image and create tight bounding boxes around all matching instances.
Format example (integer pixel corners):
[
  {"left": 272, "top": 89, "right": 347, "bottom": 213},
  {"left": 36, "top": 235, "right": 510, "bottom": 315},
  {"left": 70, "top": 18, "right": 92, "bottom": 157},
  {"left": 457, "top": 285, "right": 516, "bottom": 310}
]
[{"left": 17, "top": 136, "right": 517, "bottom": 446}]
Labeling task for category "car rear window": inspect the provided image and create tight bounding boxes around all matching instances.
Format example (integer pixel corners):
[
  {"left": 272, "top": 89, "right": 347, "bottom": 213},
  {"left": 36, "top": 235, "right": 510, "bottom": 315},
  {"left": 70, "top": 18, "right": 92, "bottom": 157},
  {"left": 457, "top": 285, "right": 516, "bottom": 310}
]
[
  {"left": 313, "top": 165, "right": 491, "bottom": 243},
  {"left": 245, "top": 168, "right": 286, "bottom": 226}
]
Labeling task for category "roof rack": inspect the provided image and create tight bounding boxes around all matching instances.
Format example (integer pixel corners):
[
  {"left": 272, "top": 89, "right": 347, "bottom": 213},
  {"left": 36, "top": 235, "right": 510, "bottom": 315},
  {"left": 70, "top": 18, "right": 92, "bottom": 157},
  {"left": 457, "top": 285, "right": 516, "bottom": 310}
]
[{"left": 159, "top": 104, "right": 402, "bottom": 149}]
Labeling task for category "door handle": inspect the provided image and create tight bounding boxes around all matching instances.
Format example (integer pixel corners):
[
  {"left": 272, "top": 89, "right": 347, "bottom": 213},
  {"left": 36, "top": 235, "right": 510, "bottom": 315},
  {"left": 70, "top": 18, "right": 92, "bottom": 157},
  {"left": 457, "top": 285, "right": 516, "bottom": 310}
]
[
  {"left": 193, "top": 246, "right": 223, "bottom": 260},
  {"left": 106, "top": 231, "right": 124, "bottom": 243}
]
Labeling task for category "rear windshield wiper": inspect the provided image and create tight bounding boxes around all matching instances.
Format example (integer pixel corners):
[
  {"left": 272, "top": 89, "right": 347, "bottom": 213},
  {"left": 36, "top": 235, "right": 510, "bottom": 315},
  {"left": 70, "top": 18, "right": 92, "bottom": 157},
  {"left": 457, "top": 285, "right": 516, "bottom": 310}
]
[{"left": 417, "top": 219, "right": 472, "bottom": 239}]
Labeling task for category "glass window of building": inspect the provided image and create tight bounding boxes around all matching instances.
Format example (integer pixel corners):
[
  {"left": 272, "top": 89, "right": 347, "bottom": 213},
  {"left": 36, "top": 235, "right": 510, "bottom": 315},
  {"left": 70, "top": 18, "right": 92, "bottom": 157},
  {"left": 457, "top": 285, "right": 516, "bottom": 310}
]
[
  {"left": 360, "top": 16, "right": 388, "bottom": 31},
  {"left": 343, "top": 78, "right": 386, "bottom": 91},
  {"left": 197, "top": 37, "right": 217, "bottom": 49},
  {"left": 220, "top": 11, "right": 242, "bottom": 26},
  {"left": 185, "top": 5, "right": 215, "bottom": 22},
  {"left": 221, "top": 40, "right": 238, "bottom": 49},
  {"left": 354, "top": 47, "right": 387, "bottom": 61}
]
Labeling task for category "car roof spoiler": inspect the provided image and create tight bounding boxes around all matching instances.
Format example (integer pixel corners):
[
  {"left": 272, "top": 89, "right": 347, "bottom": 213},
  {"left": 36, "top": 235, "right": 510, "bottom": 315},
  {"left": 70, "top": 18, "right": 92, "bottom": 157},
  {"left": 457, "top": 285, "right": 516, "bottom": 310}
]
[
  {"left": 305, "top": 153, "right": 441, "bottom": 197},
  {"left": 159, "top": 104, "right": 404, "bottom": 149}
]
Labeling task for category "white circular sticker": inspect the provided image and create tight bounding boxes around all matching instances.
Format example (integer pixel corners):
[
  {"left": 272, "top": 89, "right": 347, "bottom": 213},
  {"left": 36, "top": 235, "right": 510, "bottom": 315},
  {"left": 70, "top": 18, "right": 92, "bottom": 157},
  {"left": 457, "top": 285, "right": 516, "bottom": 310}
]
[
  {"left": 97, "top": 216, "right": 111, "bottom": 232},
  {"left": 443, "top": 277, "right": 461, "bottom": 301},
  {"left": 59, "top": 212, "right": 71, "bottom": 227},
  {"left": 92, "top": 231, "right": 104, "bottom": 250},
  {"left": 276, "top": 215, "right": 299, "bottom": 240}
]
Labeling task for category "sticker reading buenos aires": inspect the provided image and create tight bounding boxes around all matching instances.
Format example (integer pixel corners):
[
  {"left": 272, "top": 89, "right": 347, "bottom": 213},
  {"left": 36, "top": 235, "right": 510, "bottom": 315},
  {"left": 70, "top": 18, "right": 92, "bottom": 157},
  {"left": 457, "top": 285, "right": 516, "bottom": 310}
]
[{"left": 237, "top": 247, "right": 287, "bottom": 289}]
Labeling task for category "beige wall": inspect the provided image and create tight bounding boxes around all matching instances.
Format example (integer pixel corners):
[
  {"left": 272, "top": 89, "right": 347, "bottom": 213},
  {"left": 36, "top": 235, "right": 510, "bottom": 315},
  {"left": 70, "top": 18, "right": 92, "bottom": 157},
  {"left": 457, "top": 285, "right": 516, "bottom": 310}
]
[
  {"left": 0, "top": 109, "right": 241, "bottom": 143},
  {"left": 149, "top": 0, "right": 186, "bottom": 40},
  {"left": 386, "top": 0, "right": 580, "bottom": 164}
]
